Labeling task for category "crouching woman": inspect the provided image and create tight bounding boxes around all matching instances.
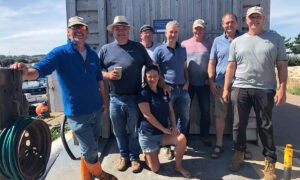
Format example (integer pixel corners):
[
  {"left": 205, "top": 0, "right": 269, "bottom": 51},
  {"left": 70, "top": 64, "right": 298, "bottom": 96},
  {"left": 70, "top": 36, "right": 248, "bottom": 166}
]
[{"left": 137, "top": 65, "right": 191, "bottom": 178}]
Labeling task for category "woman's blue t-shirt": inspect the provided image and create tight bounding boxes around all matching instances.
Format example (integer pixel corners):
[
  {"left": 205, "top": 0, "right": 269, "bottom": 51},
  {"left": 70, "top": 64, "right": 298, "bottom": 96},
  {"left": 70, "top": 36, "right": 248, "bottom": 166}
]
[{"left": 137, "top": 85, "right": 170, "bottom": 135}]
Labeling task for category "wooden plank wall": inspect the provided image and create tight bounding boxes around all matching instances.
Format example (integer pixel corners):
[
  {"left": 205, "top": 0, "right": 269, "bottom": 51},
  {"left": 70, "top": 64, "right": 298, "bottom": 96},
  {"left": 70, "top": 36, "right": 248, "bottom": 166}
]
[{"left": 63, "top": 0, "right": 270, "bottom": 137}]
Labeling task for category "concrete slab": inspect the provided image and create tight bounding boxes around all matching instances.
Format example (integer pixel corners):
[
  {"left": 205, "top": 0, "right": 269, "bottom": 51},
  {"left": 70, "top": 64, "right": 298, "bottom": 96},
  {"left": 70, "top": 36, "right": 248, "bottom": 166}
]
[
  {"left": 43, "top": 135, "right": 282, "bottom": 180},
  {"left": 43, "top": 93, "right": 300, "bottom": 179}
]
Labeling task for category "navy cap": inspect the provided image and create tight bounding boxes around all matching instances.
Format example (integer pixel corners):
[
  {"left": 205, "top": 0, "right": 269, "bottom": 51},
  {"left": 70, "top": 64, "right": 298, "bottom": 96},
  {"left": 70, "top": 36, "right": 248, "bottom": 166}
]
[{"left": 139, "top": 25, "right": 154, "bottom": 33}]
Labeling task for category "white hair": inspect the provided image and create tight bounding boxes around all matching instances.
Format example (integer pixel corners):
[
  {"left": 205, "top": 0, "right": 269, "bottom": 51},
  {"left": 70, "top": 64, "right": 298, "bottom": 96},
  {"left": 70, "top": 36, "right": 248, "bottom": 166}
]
[{"left": 165, "top": 20, "right": 180, "bottom": 30}]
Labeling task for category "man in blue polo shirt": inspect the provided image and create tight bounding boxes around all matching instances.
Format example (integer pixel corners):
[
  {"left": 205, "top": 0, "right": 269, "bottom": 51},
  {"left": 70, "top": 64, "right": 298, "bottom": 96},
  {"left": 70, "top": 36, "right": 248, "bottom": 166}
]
[
  {"left": 11, "top": 16, "right": 116, "bottom": 180},
  {"left": 208, "top": 12, "right": 252, "bottom": 160},
  {"left": 152, "top": 20, "right": 190, "bottom": 136},
  {"left": 208, "top": 12, "right": 241, "bottom": 159}
]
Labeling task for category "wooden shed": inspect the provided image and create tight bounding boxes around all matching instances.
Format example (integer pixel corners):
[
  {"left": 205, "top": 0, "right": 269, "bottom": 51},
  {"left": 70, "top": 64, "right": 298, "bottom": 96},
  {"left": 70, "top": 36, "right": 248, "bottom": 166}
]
[
  {"left": 66, "top": 0, "right": 270, "bottom": 51},
  {"left": 49, "top": 0, "right": 271, "bottom": 138}
]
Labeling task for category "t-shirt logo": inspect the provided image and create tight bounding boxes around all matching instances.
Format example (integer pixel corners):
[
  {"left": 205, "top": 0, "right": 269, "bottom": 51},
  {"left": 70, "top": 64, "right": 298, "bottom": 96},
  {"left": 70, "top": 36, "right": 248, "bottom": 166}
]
[{"left": 163, "top": 96, "right": 168, "bottom": 103}]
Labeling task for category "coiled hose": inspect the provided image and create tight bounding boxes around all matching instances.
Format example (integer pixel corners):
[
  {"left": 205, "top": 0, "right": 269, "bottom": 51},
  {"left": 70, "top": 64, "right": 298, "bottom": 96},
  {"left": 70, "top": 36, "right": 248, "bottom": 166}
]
[{"left": 0, "top": 117, "right": 51, "bottom": 180}]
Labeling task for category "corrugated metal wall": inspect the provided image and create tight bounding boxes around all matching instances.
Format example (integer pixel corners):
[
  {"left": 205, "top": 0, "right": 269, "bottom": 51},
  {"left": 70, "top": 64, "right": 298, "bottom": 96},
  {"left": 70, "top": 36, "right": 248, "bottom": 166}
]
[{"left": 62, "top": 0, "right": 270, "bottom": 138}]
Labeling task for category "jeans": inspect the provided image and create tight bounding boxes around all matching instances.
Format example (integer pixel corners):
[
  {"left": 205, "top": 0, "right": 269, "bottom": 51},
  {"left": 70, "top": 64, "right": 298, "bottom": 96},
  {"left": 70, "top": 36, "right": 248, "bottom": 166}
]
[
  {"left": 231, "top": 87, "right": 277, "bottom": 162},
  {"left": 67, "top": 109, "right": 102, "bottom": 164},
  {"left": 170, "top": 86, "right": 191, "bottom": 135},
  {"left": 188, "top": 85, "right": 211, "bottom": 137},
  {"left": 110, "top": 95, "right": 141, "bottom": 161}
]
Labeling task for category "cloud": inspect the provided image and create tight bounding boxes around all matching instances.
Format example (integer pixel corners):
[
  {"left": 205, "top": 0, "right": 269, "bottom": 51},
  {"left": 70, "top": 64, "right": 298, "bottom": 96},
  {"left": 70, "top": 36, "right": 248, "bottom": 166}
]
[
  {"left": 0, "top": 0, "right": 66, "bottom": 55},
  {"left": 0, "top": 6, "right": 19, "bottom": 18},
  {"left": 0, "top": 29, "right": 65, "bottom": 41}
]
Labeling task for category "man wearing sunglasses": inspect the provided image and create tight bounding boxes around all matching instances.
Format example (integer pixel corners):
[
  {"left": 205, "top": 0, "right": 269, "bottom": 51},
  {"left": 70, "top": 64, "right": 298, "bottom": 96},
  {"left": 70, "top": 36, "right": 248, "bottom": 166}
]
[{"left": 10, "top": 16, "right": 117, "bottom": 180}]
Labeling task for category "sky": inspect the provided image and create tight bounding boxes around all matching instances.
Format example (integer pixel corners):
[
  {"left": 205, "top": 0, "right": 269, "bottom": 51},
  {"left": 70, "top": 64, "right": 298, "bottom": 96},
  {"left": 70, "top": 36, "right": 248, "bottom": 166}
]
[{"left": 1, "top": 0, "right": 300, "bottom": 56}]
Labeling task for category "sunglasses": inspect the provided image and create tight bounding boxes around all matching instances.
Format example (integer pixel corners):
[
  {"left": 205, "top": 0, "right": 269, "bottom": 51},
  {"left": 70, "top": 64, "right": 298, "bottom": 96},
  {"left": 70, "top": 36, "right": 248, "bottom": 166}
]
[{"left": 70, "top": 25, "right": 88, "bottom": 31}]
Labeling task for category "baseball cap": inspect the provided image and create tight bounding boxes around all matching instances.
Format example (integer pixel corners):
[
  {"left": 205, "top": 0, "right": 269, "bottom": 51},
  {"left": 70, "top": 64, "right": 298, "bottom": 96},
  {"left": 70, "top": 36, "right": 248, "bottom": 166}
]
[
  {"left": 246, "top": 6, "right": 264, "bottom": 17},
  {"left": 139, "top": 25, "right": 154, "bottom": 33},
  {"left": 68, "top": 16, "right": 88, "bottom": 27},
  {"left": 193, "top": 19, "right": 206, "bottom": 29}
]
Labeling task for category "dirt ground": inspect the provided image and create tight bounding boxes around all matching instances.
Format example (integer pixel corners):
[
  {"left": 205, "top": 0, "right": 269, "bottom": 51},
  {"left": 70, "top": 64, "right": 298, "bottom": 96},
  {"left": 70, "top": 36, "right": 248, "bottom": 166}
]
[{"left": 42, "top": 112, "right": 64, "bottom": 127}]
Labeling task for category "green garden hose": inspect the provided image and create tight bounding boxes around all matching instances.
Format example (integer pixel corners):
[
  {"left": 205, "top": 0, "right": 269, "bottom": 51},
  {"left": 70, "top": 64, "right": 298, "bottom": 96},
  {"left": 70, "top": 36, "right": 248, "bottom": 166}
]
[{"left": 0, "top": 117, "right": 51, "bottom": 180}]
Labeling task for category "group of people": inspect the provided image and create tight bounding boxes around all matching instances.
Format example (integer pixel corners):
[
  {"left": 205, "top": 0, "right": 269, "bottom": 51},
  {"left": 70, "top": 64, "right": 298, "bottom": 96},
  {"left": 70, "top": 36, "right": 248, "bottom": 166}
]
[{"left": 10, "top": 5, "right": 287, "bottom": 180}]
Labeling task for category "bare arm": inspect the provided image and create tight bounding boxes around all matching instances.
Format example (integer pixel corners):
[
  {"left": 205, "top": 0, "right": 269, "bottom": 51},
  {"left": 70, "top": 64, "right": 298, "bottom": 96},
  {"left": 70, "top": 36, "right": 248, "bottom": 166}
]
[
  {"left": 208, "top": 60, "right": 217, "bottom": 96},
  {"left": 222, "top": 61, "right": 236, "bottom": 103},
  {"left": 10, "top": 62, "right": 39, "bottom": 80},
  {"left": 138, "top": 102, "right": 171, "bottom": 135},
  {"left": 275, "top": 60, "right": 288, "bottom": 106},
  {"left": 183, "top": 61, "right": 189, "bottom": 90},
  {"left": 168, "top": 102, "right": 180, "bottom": 136}
]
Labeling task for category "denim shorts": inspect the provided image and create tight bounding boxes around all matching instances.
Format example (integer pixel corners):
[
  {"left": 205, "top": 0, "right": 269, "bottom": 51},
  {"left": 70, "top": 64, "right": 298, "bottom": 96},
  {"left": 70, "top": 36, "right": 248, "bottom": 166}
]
[{"left": 138, "top": 130, "right": 163, "bottom": 153}]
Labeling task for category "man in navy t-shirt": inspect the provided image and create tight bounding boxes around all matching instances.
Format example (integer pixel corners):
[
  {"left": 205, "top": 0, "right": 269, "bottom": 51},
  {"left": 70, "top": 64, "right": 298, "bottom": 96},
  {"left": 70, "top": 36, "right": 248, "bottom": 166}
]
[{"left": 99, "top": 16, "right": 152, "bottom": 173}]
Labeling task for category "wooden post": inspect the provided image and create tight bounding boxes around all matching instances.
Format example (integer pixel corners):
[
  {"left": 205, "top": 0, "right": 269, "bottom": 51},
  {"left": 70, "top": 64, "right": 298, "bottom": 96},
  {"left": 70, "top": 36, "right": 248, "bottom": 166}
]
[{"left": 0, "top": 68, "right": 28, "bottom": 131}]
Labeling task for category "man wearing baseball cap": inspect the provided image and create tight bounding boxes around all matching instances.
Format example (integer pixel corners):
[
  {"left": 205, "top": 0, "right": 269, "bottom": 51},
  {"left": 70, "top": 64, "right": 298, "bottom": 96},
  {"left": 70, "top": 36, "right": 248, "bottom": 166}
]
[
  {"left": 11, "top": 16, "right": 117, "bottom": 180},
  {"left": 139, "top": 25, "right": 160, "bottom": 60},
  {"left": 223, "top": 6, "right": 288, "bottom": 180},
  {"left": 182, "top": 19, "right": 212, "bottom": 147}
]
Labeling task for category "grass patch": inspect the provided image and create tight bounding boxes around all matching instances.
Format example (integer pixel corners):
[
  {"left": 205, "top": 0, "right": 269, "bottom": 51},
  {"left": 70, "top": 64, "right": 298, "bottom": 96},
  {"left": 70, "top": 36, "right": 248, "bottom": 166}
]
[
  {"left": 50, "top": 124, "right": 71, "bottom": 141},
  {"left": 287, "top": 88, "right": 300, "bottom": 96}
]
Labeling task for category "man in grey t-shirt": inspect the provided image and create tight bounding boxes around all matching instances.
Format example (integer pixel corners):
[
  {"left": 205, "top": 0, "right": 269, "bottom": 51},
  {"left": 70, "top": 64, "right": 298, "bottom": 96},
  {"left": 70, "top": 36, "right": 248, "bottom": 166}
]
[{"left": 223, "top": 6, "right": 288, "bottom": 180}]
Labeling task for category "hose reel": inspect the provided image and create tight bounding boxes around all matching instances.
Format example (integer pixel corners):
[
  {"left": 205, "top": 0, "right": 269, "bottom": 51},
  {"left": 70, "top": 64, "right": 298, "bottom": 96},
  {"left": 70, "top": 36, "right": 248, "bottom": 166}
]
[{"left": 0, "top": 117, "right": 51, "bottom": 180}]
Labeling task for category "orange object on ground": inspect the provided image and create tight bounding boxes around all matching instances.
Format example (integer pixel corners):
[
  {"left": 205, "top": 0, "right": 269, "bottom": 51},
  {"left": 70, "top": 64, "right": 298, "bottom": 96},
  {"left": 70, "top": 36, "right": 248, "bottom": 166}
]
[{"left": 35, "top": 103, "right": 49, "bottom": 115}]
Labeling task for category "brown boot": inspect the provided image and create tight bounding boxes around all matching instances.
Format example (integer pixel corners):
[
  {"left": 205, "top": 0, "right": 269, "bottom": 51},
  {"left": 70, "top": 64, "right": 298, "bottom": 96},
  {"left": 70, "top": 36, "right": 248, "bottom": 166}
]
[
  {"left": 85, "top": 160, "right": 118, "bottom": 180},
  {"left": 80, "top": 155, "right": 92, "bottom": 180},
  {"left": 116, "top": 157, "right": 130, "bottom": 171},
  {"left": 264, "top": 160, "right": 276, "bottom": 180},
  {"left": 131, "top": 160, "right": 142, "bottom": 173},
  {"left": 228, "top": 150, "right": 245, "bottom": 172}
]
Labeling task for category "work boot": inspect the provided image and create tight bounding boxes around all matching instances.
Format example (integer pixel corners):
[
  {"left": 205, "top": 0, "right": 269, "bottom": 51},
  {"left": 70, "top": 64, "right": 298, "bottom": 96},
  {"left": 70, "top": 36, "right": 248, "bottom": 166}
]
[
  {"left": 80, "top": 155, "right": 92, "bottom": 180},
  {"left": 228, "top": 150, "right": 245, "bottom": 172},
  {"left": 84, "top": 159, "right": 117, "bottom": 180},
  {"left": 131, "top": 160, "right": 142, "bottom": 173},
  {"left": 160, "top": 147, "right": 174, "bottom": 160},
  {"left": 116, "top": 157, "right": 129, "bottom": 171},
  {"left": 264, "top": 160, "right": 276, "bottom": 180}
]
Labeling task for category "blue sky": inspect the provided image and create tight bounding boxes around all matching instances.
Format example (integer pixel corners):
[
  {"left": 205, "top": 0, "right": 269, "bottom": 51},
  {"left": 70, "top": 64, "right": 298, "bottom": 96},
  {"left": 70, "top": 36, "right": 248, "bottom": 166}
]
[{"left": 1, "top": 0, "right": 300, "bottom": 55}]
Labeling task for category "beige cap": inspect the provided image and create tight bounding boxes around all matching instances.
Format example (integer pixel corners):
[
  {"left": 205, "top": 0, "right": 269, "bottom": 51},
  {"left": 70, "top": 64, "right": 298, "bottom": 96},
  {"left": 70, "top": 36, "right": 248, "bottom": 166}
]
[
  {"left": 107, "top": 16, "right": 134, "bottom": 31},
  {"left": 68, "top": 16, "right": 88, "bottom": 27},
  {"left": 193, "top": 19, "right": 206, "bottom": 29},
  {"left": 246, "top": 6, "right": 264, "bottom": 17}
]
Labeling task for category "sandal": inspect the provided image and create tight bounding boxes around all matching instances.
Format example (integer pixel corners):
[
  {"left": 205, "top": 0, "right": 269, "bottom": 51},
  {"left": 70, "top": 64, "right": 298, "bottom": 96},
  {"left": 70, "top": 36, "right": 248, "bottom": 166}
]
[
  {"left": 244, "top": 149, "right": 252, "bottom": 160},
  {"left": 210, "top": 145, "right": 223, "bottom": 159}
]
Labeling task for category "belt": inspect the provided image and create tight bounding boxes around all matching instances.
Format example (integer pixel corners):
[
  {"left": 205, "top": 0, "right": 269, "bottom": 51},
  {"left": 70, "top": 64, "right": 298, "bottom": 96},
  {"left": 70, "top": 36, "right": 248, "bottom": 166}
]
[{"left": 166, "top": 83, "right": 184, "bottom": 88}]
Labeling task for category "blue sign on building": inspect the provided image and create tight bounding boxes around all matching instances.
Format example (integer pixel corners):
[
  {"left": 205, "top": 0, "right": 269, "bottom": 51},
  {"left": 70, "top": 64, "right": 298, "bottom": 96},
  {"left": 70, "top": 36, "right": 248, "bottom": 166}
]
[{"left": 153, "top": 19, "right": 173, "bottom": 34}]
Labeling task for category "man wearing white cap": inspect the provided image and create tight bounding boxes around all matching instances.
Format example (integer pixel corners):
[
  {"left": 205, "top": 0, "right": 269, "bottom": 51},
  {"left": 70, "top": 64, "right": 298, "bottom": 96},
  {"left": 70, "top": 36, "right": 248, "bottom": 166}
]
[
  {"left": 99, "top": 16, "right": 152, "bottom": 173},
  {"left": 223, "top": 6, "right": 288, "bottom": 180},
  {"left": 11, "top": 16, "right": 116, "bottom": 180},
  {"left": 181, "top": 19, "right": 212, "bottom": 146}
]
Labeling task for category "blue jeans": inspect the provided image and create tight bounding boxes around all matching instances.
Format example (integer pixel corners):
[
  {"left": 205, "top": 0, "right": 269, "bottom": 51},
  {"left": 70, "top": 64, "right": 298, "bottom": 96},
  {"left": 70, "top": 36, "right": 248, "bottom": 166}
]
[
  {"left": 109, "top": 95, "right": 141, "bottom": 161},
  {"left": 67, "top": 109, "right": 102, "bottom": 164},
  {"left": 188, "top": 85, "right": 211, "bottom": 137},
  {"left": 170, "top": 86, "right": 191, "bottom": 135}
]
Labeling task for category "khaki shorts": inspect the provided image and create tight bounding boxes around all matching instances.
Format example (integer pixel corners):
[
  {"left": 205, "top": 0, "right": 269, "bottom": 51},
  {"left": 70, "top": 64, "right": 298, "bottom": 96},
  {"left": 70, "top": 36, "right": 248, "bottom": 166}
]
[{"left": 212, "top": 85, "right": 228, "bottom": 118}]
